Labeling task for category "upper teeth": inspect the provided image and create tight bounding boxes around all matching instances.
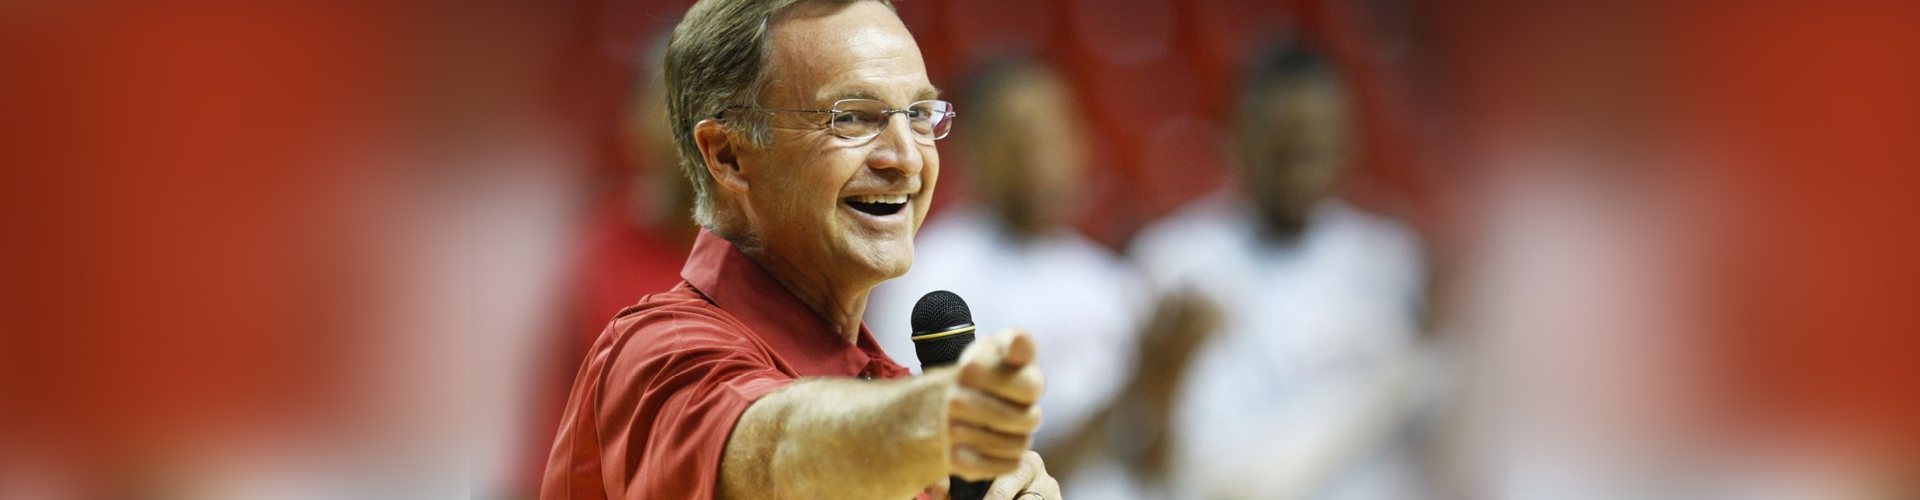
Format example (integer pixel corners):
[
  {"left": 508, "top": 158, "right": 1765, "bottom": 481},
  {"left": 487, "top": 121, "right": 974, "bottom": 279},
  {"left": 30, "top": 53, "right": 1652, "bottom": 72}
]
[{"left": 850, "top": 194, "right": 908, "bottom": 204}]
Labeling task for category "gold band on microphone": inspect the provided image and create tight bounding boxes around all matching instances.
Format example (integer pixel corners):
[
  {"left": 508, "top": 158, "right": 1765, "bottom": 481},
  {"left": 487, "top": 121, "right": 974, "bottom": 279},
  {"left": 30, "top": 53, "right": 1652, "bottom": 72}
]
[{"left": 910, "top": 325, "right": 976, "bottom": 342}]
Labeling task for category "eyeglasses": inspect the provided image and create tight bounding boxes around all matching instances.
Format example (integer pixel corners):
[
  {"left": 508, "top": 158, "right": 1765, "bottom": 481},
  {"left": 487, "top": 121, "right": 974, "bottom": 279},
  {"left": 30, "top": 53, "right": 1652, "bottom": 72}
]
[{"left": 717, "top": 98, "right": 957, "bottom": 143}]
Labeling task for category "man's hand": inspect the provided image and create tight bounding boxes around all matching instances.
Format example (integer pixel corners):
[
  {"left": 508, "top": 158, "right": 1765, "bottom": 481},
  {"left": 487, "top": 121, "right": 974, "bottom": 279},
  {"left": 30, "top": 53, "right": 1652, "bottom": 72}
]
[
  {"left": 925, "top": 451, "right": 1062, "bottom": 500},
  {"left": 984, "top": 451, "right": 1061, "bottom": 500},
  {"left": 945, "top": 330, "right": 1046, "bottom": 481}
]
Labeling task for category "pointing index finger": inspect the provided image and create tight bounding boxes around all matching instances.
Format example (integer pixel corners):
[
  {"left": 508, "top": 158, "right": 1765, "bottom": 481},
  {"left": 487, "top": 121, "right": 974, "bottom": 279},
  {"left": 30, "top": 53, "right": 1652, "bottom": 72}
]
[{"left": 999, "top": 330, "right": 1036, "bottom": 370}]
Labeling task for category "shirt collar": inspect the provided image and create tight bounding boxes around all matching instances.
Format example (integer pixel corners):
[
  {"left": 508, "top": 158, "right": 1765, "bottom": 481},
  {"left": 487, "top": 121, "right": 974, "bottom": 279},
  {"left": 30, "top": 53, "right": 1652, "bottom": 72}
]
[{"left": 680, "top": 229, "right": 900, "bottom": 376}]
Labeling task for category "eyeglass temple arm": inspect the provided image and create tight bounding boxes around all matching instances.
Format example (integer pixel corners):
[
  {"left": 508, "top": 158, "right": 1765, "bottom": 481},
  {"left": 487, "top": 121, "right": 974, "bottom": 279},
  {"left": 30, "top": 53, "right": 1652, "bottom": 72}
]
[{"left": 712, "top": 106, "right": 836, "bottom": 120}]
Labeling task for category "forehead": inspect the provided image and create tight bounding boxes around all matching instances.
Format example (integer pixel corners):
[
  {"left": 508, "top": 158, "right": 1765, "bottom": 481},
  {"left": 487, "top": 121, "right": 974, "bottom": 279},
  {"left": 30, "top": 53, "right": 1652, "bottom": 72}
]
[
  {"left": 991, "top": 70, "right": 1071, "bottom": 113},
  {"left": 765, "top": 1, "right": 937, "bottom": 106}
]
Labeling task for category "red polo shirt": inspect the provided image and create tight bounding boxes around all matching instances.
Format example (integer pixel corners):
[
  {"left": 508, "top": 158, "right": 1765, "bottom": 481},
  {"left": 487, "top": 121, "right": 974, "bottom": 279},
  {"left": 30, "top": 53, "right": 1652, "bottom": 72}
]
[{"left": 541, "top": 229, "right": 920, "bottom": 500}]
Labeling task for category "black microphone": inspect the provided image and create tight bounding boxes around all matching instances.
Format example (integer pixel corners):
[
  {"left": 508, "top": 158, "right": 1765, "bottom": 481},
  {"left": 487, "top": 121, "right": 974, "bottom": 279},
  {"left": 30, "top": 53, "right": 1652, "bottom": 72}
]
[{"left": 910, "top": 290, "right": 992, "bottom": 500}]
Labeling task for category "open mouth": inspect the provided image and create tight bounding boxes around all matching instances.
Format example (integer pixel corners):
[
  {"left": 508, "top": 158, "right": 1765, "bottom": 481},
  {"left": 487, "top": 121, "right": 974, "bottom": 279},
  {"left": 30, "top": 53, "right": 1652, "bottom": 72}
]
[{"left": 844, "top": 194, "right": 908, "bottom": 217}]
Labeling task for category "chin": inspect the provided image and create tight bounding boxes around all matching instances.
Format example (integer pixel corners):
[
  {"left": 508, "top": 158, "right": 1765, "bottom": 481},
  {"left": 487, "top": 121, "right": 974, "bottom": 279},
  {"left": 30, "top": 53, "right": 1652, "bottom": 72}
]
[{"left": 847, "top": 236, "right": 915, "bottom": 282}]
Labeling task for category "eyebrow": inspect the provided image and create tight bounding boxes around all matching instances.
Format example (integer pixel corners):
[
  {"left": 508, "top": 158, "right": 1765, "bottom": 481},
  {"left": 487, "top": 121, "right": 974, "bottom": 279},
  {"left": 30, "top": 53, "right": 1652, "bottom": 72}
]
[{"left": 820, "top": 86, "right": 944, "bottom": 106}]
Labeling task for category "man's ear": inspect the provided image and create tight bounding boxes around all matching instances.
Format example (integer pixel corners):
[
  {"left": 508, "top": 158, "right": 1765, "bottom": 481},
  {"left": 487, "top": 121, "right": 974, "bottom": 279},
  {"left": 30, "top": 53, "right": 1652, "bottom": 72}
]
[{"left": 693, "top": 118, "right": 749, "bottom": 194}]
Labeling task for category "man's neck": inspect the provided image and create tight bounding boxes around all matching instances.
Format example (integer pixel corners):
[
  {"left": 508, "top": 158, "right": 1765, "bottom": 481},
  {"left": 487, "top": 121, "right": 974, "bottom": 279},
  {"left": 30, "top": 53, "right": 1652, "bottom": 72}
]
[
  {"left": 772, "top": 263, "right": 870, "bottom": 345},
  {"left": 735, "top": 243, "right": 870, "bottom": 345},
  {"left": 710, "top": 213, "right": 871, "bottom": 344}
]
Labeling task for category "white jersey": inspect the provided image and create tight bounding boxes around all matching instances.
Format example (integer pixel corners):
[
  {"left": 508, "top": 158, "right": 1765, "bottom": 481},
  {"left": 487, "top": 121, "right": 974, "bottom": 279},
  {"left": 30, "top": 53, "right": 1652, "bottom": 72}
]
[
  {"left": 867, "top": 206, "right": 1149, "bottom": 451},
  {"left": 1131, "top": 194, "right": 1430, "bottom": 500}
]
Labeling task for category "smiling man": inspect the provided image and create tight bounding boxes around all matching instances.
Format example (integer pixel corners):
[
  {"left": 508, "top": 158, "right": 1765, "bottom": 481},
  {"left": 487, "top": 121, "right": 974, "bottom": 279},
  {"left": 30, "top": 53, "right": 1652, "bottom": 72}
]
[{"left": 538, "top": 1, "right": 1061, "bottom": 500}]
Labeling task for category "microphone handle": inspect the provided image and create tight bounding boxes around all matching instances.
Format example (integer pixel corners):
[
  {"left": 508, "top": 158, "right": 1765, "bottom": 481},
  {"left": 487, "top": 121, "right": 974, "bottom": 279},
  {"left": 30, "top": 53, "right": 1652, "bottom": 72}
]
[
  {"left": 911, "top": 319, "right": 991, "bottom": 500},
  {"left": 949, "top": 477, "right": 991, "bottom": 500}
]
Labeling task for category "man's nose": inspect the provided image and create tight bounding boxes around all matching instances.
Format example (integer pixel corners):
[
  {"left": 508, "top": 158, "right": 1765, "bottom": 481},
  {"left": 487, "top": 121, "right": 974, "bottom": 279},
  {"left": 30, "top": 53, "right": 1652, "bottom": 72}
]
[{"left": 865, "top": 115, "right": 925, "bottom": 177}]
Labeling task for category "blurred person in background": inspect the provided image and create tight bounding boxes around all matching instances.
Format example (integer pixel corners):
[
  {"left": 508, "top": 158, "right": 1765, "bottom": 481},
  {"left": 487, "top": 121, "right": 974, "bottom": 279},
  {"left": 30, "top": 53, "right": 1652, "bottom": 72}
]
[
  {"left": 565, "top": 33, "right": 703, "bottom": 349},
  {"left": 867, "top": 58, "right": 1141, "bottom": 458},
  {"left": 501, "top": 33, "right": 700, "bottom": 500},
  {"left": 865, "top": 58, "right": 1221, "bottom": 495},
  {"left": 1129, "top": 45, "right": 1438, "bottom": 500}
]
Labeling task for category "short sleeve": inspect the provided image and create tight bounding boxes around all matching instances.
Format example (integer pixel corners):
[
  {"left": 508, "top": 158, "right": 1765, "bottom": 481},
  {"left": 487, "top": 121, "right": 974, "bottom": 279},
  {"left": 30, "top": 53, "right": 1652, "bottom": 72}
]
[{"left": 595, "top": 308, "right": 794, "bottom": 500}]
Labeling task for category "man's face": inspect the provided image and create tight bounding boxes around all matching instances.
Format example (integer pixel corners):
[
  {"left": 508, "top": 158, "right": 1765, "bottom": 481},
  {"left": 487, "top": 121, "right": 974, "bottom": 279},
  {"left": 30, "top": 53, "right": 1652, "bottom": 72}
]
[
  {"left": 979, "top": 71, "right": 1088, "bottom": 238},
  {"left": 1245, "top": 77, "right": 1350, "bottom": 235},
  {"left": 735, "top": 0, "right": 938, "bottom": 287}
]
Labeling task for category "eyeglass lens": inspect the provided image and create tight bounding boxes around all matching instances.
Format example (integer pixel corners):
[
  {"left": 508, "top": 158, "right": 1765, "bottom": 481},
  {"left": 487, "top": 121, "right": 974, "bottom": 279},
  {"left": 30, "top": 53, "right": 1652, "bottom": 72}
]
[{"left": 829, "top": 100, "right": 953, "bottom": 141}]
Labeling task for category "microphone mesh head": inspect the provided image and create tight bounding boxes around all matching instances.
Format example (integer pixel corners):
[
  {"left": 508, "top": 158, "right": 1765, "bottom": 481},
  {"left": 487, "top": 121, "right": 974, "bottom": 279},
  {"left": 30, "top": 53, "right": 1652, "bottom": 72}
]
[
  {"left": 910, "top": 290, "right": 976, "bottom": 368},
  {"left": 910, "top": 290, "right": 973, "bottom": 335}
]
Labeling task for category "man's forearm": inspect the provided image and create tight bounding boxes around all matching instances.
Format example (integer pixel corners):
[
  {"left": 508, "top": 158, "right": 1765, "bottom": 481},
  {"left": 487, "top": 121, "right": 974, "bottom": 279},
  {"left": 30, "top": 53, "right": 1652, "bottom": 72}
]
[{"left": 719, "top": 372, "right": 954, "bottom": 500}]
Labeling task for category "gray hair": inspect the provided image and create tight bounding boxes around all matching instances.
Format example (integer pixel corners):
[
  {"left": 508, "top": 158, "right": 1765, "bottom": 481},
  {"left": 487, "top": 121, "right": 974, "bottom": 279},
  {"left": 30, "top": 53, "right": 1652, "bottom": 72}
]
[{"left": 663, "top": 0, "right": 895, "bottom": 226}]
